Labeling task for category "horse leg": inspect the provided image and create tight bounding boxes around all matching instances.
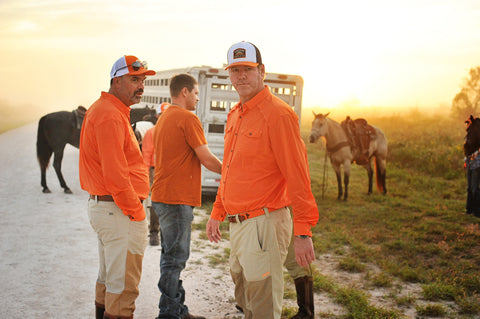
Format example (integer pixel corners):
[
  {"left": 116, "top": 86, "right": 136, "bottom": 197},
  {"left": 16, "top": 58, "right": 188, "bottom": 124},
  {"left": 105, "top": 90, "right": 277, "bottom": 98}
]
[
  {"left": 343, "top": 173, "right": 349, "bottom": 201},
  {"left": 364, "top": 161, "right": 374, "bottom": 194},
  {"left": 52, "top": 148, "right": 72, "bottom": 194},
  {"left": 375, "top": 156, "right": 387, "bottom": 194},
  {"left": 41, "top": 164, "right": 51, "bottom": 193},
  {"left": 335, "top": 171, "right": 343, "bottom": 200},
  {"left": 37, "top": 119, "right": 53, "bottom": 193},
  {"left": 331, "top": 162, "right": 343, "bottom": 200},
  {"left": 343, "top": 161, "right": 351, "bottom": 201}
]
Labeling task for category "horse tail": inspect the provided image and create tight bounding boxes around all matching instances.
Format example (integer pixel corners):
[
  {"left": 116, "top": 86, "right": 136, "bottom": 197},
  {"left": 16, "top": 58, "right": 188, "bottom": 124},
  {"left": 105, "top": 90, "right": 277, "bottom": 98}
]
[
  {"left": 36, "top": 116, "right": 52, "bottom": 170},
  {"left": 374, "top": 156, "right": 387, "bottom": 194}
]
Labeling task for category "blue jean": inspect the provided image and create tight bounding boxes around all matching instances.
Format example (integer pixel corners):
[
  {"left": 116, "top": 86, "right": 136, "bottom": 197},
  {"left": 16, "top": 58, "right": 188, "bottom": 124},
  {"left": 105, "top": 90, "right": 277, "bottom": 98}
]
[
  {"left": 467, "top": 167, "right": 480, "bottom": 216},
  {"left": 152, "top": 202, "right": 194, "bottom": 319}
]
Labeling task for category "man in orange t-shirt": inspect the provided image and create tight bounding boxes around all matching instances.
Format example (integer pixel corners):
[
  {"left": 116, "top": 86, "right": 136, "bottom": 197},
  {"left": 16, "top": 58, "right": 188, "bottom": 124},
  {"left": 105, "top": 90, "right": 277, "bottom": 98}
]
[
  {"left": 151, "top": 74, "right": 221, "bottom": 319},
  {"left": 141, "top": 106, "right": 166, "bottom": 246},
  {"left": 206, "top": 42, "right": 319, "bottom": 319},
  {"left": 79, "top": 55, "right": 155, "bottom": 319}
]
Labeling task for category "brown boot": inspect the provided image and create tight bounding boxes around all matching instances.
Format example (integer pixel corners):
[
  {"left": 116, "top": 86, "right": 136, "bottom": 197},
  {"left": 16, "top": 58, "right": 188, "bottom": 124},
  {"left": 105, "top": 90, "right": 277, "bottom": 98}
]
[
  {"left": 95, "top": 303, "right": 105, "bottom": 319},
  {"left": 289, "top": 276, "right": 314, "bottom": 319},
  {"left": 149, "top": 232, "right": 159, "bottom": 246}
]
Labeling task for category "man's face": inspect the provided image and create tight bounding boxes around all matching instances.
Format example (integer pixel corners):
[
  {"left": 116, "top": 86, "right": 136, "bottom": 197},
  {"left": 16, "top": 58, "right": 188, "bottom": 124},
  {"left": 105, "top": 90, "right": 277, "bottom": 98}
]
[
  {"left": 185, "top": 84, "right": 200, "bottom": 111},
  {"left": 115, "top": 74, "right": 146, "bottom": 107},
  {"left": 228, "top": 65, "right": 265, "bottom": 103}
]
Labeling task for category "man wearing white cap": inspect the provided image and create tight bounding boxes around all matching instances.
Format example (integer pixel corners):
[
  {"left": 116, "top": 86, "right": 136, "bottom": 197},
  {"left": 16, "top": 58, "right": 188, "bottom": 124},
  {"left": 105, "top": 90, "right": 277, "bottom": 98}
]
[
  {"left": 206, "top": 42, "right": 319, "bottom": 319},
  {"left": 79, "top": 55, "right": 156, "bottom": 319}
]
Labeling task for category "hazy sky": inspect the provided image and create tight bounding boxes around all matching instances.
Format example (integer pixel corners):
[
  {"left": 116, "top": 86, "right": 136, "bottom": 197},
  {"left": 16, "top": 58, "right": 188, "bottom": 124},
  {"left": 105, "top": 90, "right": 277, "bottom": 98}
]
[{"left": 2, "top": 0, "right": 480, "bottom": 115}]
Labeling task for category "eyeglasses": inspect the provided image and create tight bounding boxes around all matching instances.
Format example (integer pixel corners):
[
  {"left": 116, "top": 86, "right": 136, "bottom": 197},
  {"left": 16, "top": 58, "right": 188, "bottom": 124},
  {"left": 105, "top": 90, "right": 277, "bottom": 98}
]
[{"left": 114, "top": 60, "right": 148, "bottom": 76}]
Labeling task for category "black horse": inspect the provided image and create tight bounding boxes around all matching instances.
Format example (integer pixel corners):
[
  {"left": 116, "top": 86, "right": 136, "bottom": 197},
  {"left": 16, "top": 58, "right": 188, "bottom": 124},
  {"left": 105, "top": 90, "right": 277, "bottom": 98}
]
[
  {"left": 130, "top": 106, "right": 156, "bottom": 124},
  {"left": 37, "top": 105, "right": 155, "bottom": 193},
  {"left": 464, "top": 115, "right": 480, "bottom": 216},
  {"left": 36, "top": 106, "right": 87, "bottom": 193}
]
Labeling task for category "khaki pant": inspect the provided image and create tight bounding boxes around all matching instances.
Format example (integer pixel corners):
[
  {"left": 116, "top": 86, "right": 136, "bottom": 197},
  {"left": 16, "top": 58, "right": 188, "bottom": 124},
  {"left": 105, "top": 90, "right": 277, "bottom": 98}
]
[
  {"left": 229, "top": 207, "right": 292, "bottom": 319},
  {"left": 88, "top": 199, "right": 148, "bottom": 317}
]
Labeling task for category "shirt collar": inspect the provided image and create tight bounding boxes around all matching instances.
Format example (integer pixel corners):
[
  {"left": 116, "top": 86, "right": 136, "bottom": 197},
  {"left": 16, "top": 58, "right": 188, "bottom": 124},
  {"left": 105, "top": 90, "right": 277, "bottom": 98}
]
[
  {"left": 101, "top": 91, "right": 131, "bottom": 117},
  {"left": 234, "top": 85, "right": 270, "bottom": 112}
]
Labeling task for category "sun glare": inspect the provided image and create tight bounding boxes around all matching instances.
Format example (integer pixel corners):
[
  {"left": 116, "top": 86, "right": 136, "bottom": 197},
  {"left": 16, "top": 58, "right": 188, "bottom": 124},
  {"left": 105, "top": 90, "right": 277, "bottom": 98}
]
[{"left": 12, "top": 20, "right": 40, "bottom": 33}]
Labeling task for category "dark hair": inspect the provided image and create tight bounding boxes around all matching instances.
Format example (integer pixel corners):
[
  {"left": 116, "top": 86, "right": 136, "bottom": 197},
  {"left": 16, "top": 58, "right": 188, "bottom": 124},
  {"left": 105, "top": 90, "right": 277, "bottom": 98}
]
[
  {"left": 170, "top": 73, "right": 198, "bottom": 97},
  {"left": 249, "top": 42, "right": 262, "bottom": 65}
]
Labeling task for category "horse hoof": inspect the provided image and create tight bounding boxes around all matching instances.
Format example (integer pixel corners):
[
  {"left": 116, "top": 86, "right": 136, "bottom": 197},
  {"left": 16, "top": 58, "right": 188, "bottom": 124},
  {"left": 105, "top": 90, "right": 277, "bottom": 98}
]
[
  {"left": 64, "top": 188, "right": 73, "bottom": 194},
  {"left": 42, "top": 188, "right": 51, "bottom": 193}
]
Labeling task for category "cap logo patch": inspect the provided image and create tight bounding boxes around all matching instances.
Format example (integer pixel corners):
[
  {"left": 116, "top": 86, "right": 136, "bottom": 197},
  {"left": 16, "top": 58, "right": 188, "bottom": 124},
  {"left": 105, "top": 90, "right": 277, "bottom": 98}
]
[{"left": 233, "top": 48, "right": 246, "bottom": 60}]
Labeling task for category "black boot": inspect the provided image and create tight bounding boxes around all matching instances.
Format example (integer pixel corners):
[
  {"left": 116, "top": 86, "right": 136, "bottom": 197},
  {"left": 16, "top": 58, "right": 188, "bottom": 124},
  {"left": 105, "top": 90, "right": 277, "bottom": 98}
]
[
  {"left": 95, "top": 303, "right": 105, "bottom": 319},
  {"left": 289, "top": 276, "right": 314, "bottom": 319}
]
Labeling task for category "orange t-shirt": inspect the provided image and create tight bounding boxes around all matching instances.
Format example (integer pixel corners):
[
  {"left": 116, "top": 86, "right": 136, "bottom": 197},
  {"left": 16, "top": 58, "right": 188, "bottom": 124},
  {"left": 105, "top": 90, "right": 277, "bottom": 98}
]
[
  {"left": 142, "top": 126, "right": 155, "bottom": 168},
  {"left": 79, "top": 92, "right": 149, "bottom": 221},
  {"left": 150, "top": 105, "right": 207, "bottom": 207},
  {"left": 211, "top": 86, "right": 319, "bottom": 236}
]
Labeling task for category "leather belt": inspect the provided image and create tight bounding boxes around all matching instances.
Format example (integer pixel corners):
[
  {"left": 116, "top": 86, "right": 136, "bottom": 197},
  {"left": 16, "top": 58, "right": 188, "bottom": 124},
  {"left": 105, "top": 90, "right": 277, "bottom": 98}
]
[
  {"left": 89, "top": 194, "right": 144, "bottom": 203},
  {"left": 227, "top": 208, "right": 269, "bottom": 223},
  {"left": 90, "top": 194, "right": 114, "bottom": 201}
]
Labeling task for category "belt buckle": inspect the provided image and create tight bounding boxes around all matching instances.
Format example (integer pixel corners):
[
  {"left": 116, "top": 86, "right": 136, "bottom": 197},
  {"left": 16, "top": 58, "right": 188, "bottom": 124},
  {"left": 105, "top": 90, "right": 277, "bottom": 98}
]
[{"left": 227, "top": 214, "right": 241, "bottom": 223}]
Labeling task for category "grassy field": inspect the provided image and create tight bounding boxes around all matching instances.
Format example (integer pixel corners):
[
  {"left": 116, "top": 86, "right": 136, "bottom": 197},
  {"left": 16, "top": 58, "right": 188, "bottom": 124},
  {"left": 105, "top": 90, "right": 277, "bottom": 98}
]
[{"left": 200, "top": 112, "right": 480, "bottom": 318}]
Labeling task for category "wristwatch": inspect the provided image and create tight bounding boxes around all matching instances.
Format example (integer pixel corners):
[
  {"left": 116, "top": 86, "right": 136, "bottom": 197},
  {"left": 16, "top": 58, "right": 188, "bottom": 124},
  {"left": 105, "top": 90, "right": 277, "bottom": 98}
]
[{"left": 296, "top": 235, "right": 310, "bottom": 239}]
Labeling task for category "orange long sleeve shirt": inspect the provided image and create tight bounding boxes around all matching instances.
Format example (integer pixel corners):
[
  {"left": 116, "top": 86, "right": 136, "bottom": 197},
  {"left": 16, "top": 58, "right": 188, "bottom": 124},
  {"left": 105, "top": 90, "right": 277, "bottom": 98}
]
[
  {"left": 79, "top": 92, "right": 150, "bottom": 221},
  {"left": 211, "top": 86, "right": 319, "bottom": 236}
]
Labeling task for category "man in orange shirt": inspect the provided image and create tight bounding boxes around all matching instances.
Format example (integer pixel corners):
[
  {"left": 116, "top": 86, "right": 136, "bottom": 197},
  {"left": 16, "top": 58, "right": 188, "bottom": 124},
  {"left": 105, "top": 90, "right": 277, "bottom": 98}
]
[
  {"left": 142, "top": 108, "right": 162, "bottom": 246},
  {"left": 79, "top": 55, "right": 155, "bottom": 319},
  {"left": 151, "top": 74, "right": 222, "bottom": 319},
  {"left": 206, "top": 42, "right": 319, "bottom": 319}
]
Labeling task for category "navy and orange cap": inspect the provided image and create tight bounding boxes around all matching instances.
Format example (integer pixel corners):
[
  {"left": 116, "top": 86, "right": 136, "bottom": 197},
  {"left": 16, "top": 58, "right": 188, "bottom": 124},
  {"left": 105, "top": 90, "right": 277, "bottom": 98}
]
[
  {"left": 110, "top": 55, "right": 156, "bottom": 79},
  {"left": 225, "top": 41, "right": 262, "bottom": 70}
]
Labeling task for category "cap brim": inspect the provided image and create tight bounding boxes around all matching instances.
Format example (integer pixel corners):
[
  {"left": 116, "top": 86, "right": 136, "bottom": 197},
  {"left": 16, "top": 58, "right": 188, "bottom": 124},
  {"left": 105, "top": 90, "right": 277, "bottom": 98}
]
[
  {"left": 130, "top": 69, "right": 156, "bottom": 76},
  {"left": 225, "top": 61, "right": 259, "bottom": 70}
]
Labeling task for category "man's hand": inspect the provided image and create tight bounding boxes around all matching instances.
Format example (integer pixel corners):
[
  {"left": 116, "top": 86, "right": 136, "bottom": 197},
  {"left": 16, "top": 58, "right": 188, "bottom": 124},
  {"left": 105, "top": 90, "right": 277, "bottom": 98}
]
[
  {"left": 294, "top": 236, "right": 315, "bottom": 268},
  {"left": 206, "top": 218, "right": 222, "bottom": 243}
]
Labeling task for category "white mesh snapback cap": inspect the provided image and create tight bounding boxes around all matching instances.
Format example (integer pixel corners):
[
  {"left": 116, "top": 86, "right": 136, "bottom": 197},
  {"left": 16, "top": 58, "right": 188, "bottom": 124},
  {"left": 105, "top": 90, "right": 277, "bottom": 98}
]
[{"left": 225, "top": 41, "right": 262, "bottom": 70}]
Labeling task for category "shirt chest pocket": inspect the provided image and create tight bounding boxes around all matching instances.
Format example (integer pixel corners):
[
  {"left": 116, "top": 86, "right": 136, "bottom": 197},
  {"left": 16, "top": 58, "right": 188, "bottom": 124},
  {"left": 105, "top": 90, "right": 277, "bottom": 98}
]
[{"left": 236, "top": 128, "right": 264, "bottom": 156}]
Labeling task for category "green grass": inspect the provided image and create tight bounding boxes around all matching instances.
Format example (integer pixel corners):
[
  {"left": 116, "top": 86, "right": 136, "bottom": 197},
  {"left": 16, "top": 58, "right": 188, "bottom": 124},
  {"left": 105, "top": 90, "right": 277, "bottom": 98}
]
[
  {"left": 302, "top": 114, "right": 480, "bottom": 317},
  {"left": 199, "top": 113, "right": 480, "bottom": 318}
]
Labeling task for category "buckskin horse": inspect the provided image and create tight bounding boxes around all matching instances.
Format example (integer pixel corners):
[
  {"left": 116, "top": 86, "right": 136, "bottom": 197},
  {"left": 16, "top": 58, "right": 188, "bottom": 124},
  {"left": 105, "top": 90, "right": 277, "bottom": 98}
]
[
  {"left": 36, "top": 106, "right": 86, "bottom": 193},
  {"left": 309, "top": 112, "right": 388, "bottom": 200}
]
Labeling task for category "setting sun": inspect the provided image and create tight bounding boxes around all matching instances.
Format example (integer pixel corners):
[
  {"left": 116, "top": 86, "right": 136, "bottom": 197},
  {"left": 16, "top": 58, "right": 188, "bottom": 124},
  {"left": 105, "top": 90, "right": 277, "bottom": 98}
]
[{"left": 1, "top": 0, "right": 479, "bottom": 127}]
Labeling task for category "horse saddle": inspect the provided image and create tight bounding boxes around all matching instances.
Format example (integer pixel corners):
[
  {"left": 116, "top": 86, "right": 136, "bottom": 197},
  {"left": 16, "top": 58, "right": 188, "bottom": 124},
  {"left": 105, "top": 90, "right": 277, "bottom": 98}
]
[
  {"left": 341, "top": 116, "right": 376, "bottom": 165},
  {"left": 72, "top": 106, "right": 87, "bottom": 130}
]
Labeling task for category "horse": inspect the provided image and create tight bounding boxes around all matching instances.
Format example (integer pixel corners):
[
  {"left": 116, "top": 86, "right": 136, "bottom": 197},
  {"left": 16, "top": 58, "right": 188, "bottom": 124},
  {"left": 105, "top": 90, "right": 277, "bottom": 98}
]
[
  {"left": 36, "top": 106, "right": 87, "bottom": 194},
  {"left": 308, "top": 112, "right": 388, "bottom": 200},
  {"left": 130, "top": 106, "right": 156, "bottom": 124},
  {"left": 464, "top": 115, "right": 480, "bottom": 216},
  {"left": 464, "top": 115, "right": 480, "bottom": 158}
]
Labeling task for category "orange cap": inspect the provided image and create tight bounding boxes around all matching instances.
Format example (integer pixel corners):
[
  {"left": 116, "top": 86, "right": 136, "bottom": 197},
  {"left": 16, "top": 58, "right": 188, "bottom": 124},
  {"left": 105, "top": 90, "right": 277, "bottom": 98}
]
[{"left": 110, "top": 55, "right": 156, "bottom": 78}]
